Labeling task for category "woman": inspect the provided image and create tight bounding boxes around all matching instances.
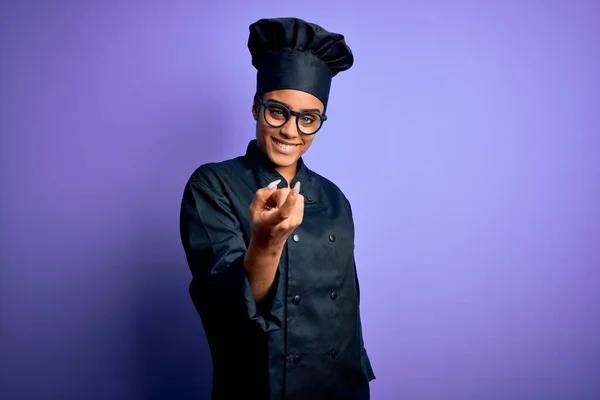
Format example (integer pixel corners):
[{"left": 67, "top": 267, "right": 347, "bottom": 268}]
[{"left": 180, "top": 17, "right": 375, "bottom": 400}]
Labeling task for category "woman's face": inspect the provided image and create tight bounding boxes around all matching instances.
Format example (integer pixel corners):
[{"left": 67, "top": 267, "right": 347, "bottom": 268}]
[{"left": 253, "top": 89, "right": 324, "bottom": 170}]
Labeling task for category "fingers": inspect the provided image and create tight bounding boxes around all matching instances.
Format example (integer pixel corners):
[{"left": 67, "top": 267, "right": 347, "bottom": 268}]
[
  {"left": 269, "top": 188, "right": 290, "bottom": 208},
  {"left": 268, "top": 182, "right": 299, "bottom": 207},
  {"left": 289, "top": 182, "right": 304, "bottom": 225},
  {"left": 267, "top": 179, "right": 281, "bottom": 190},
  {"left": 251, "top": 179, "right": 281, "bottom": 209},
  {"left": 252, "top": 179, "right": 304, "bottom": 227},
  {"left": 277, "top": 185, "right": 303, "bottom": 222}
]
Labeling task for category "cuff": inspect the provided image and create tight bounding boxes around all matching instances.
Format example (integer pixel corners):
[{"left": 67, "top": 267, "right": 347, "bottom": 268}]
[
  {"left": 241, "top": 259, "right": 284, "bottom": 332},
  {"left": 362, "top": 347, "right": 376, "bottom": 382}
]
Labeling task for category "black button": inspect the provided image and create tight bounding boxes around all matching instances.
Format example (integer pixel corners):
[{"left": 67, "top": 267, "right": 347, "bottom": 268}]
[
  {"left": 306, "top": 195, "right": 313, "bottom": 202},
  {"left": 292, "top": 234, "right": 300, "bottom": 242},
  {"left": 292, "top": 355, "right": 301, "bottom": 364},
  {"left": 292, "top": 295, "right": 301, "bottom": 304},
  {"left": 329, "top": 234, "right": 336, "bottom": 242},
  {"left": 331, "top": 350, "right": 339, "bottom": 359},
  {"left": 330, "top": 292, "right": 338, "bottom": 300}
]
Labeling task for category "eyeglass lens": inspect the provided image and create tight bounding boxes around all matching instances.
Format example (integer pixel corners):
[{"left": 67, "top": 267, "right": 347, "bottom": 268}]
[{"left": 263, "top": 102, "right": 323, "bottom": 135}]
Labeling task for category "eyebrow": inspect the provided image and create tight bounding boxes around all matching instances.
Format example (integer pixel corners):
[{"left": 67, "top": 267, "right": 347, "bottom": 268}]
[{"left": 267, "top": 99, "right": 323, "bottom": 114}]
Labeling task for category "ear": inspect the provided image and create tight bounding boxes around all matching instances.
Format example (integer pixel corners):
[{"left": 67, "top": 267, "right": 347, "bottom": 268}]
[{"left": 252, "top": 102, "right": 259, "bottom": 120}]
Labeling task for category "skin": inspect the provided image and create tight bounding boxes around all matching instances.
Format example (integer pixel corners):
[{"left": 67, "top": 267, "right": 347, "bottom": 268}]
[
  {"left": 244, "top": 89, "right": 324, "bottom": 302},
  {"left": 252, "top": 89, "right": 323, "bottom": 185}
]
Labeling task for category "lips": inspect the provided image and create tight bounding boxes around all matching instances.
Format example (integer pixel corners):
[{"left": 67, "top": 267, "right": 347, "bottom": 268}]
[{"left": 271, "top": 137, "right": 301, "bottom": 154}]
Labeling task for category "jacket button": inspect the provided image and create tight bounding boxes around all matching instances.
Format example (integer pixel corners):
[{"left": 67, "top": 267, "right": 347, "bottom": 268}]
[
  {"left": 306, "top": 195, "right": 313, "bottom": 202},
  {"left": 292, "top": 295, "right": 301, "bottom": 304},
  {"left": 330, "top": 292, "right": 338, "bottom": 300},
  {"left": 292, "top": 234, "right": 300, "bottom": 242},
  {"left": 331, "top": 350, "right": 339, "bottom": 359},
  {"left": 292, "top": 355, "right": 301, "bottom": 364},
  {"left": 329, "top": 234, "right": 336, "bottom": 242}
]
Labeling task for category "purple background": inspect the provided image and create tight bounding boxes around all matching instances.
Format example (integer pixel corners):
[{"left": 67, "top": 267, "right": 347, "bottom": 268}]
[{"left": 1, "top": 1, "right": 599, "bottom": 399}]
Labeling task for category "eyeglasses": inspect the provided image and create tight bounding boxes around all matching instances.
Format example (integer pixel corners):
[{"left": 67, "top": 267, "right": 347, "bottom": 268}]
[{"left": 257, "top": 98, "right": 327, "bottom": 135}]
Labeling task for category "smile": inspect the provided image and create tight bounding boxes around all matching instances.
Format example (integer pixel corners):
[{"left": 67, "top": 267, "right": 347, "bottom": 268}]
[{"left": 272, "top": 137, "right": 300, "bottom": 153}]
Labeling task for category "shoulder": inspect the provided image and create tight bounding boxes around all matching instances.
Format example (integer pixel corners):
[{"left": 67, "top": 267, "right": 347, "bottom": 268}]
[
  {"left": 186, "top": 156, "right": 247, "bottom": 191},
  {"left": 309, "top": 169, "right": 344, "bottom": 195},
  {"left": 307, "top": 169, "right": 353, "bottom": 214}
]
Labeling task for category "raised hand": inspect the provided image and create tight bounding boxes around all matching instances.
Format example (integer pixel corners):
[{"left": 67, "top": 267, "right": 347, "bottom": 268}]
[{"left": 248, "top": 179, "right": 305, "bottom": 249}]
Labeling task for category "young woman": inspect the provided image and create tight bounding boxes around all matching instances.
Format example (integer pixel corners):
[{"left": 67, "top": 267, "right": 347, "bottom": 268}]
[{"left": 180, "top": 17, "right": 375, "bottom": 399}]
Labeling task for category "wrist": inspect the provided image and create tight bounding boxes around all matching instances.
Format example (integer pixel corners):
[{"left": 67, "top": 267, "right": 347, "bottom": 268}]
[
  {"left": 247, "top": 237, "right": 284, "bottom": 258},
  {"left": 248, "top": 232, "right": 285, "bottom": 254}
]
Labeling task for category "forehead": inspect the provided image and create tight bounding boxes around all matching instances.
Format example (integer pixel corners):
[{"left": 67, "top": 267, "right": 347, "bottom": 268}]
[{"left": 263, "top": 89, "right": 324, "bottom": 112}]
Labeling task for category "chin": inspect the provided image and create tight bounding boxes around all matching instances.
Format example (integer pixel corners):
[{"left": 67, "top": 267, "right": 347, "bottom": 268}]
[
  {"left": 266, "top": 137, "right": 302, "bottom": 166},
  {"left": 268, "top": 148, "right": 298, "bottom": 168}
]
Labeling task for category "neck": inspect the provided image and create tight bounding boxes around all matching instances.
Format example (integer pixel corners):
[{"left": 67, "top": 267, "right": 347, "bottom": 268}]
[{"left": 276, "top": 163, "right": 298, "bottom": 186}]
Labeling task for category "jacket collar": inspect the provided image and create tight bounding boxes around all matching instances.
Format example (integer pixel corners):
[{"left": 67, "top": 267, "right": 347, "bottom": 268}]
[{"left": 243, "top": 139, "right": 309, "bottom": 186}]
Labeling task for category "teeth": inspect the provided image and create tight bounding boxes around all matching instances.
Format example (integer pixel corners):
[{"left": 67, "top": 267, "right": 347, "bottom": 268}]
[{"left": 274, "top": 138, "right": 297, "bottom": 150}]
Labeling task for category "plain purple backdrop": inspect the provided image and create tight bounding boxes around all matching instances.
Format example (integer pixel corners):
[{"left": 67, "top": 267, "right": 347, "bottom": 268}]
[{"left": 1, "top": 1, "right": 599, "bottom": 399}]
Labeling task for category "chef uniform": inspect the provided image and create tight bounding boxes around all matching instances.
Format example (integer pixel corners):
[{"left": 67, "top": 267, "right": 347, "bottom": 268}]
[{"left": 180, "top": 17, "right": 375, "bottom": 400}]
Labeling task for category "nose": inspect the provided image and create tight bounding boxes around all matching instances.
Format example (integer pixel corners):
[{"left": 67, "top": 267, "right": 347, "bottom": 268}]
[{"left": 280, "top": 115, "right": 300, "bottom": 138}]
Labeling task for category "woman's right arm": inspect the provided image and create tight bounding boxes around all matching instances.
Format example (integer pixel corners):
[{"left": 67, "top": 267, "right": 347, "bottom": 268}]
[
  {"left": 244, "top": 239, "right": 284, "bottom": 303},
  {"left": 179, "top": 174, "right": 283, "bottom": 333},
  {"left": 243, "top": 180, "right": 303, "bottom": 302}
]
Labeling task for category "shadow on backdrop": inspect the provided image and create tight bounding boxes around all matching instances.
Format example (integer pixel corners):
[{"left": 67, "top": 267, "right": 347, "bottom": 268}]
[
  {"left": 134, "top": 249, "right": 213, "bottom": 400},
  {"left": 132, "top": 95, "right": 237, "bottom": 400}
]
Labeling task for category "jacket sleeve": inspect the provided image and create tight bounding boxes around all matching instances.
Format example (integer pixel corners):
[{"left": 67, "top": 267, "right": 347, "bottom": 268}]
[
  {"left": 180, "top": 175, "right": 283, "bottom": 334},
  {"left": 345, "top": 196, "right": 376, "bottom": 381},
  {"left": 353, "top": 256, "right": 376, "bottom": 381}
]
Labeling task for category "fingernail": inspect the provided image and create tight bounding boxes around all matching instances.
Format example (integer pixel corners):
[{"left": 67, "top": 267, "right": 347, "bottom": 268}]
[
  {"left": 267, "top": 179, "right": 281, "bottom": 189},
  {"left": 293, "top": 181, "right": 301, "bottom": 193}
]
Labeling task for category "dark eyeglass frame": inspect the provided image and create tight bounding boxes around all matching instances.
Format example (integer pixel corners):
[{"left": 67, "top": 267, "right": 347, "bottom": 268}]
[{"left": 257, "top": 97, "right": 327, "bottom": 135}]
